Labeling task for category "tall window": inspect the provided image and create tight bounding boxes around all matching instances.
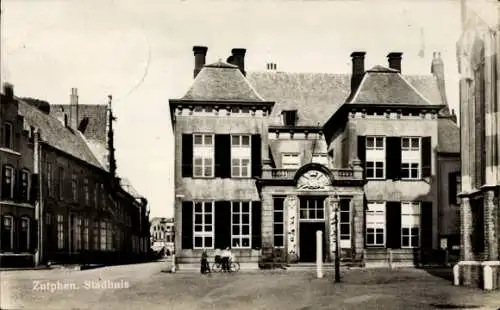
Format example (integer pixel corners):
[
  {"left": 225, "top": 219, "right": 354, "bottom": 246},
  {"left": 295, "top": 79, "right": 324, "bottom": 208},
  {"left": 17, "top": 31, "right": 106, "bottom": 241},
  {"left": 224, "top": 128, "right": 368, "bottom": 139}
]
[
  {"left": 71, "top": 173, "right": 78, "bottom": 202},
  {"left": 299, "top": 197, "right": 325, "bottom": 220},
  {"left": 58, "top": 167, "right": 64, "bottom": 200},
  {"left": 94, "top": 183, "right": 99, "bottom": 208},
  {"left": 2, "top": 165, "right": 15, "bottom": 199},
  {"left": 47, "top": 162, "right": 53, "bottom": 197},
  {"left": 92, "top": 220, "right": 99, "bottom": 250},
  {"left": 366, "top": 202, "right": 385, "bottom": 246},
  {"left": 1, "top": 215, "right": 13, "bottom": 251},
  {"left": 401, "top": 202, "right": 421, "bottom": 248},
  {"left": 100, "top": 220, "right": 107, "bottom": 250},
  {"left": 57, "top": 214, "right": 64, "bottom": 250},
  {"left": 21, "top": 169, "right": 30, "bottom": 201},
  {"left": 365, "top": 136, "right": 385, "bottom": 179},
  {"left": 273, "top": 197, "right": 285, "bottom": 247},
  {"left": 193, "top": 134, "right": 214, "bottom": 177},
  {"left": 107, "top": 222, "right": 113, "bottom": 250},
  {"left": 339, "top": 199, "right": 351, "bottom": 248},
  {"left": 282, "top": 153, "right": 301, "bottom": 169},
  {"left": 83, "top": 218, "right": 89, "bottom": 250},
  {"left": 20, "top": 217, "right": 30, "bottom": 251},
  {"left": 231, "top": 135, "right": 251, "bottom": 177},
  {"left": 83, "top": 178, "right": 89, "bottom": 205},
  {"left": 100, "top": 184, "right": 105, "bottom": 209},
  {"left": 2, "top": 122, "right": 13, "bottom": 149},
  {"left": 73, "top": 216, "right": 81, "bottom": 251},
  {"left": 231, "top": 201, "right": 251, "bottom": 248},
  {"left": 312, "top": 153, "right": 329, "bottom": 167},
  {"left": 193, "top": 201, "right": 213, "bottom": 249},
  {"left": 401, "top": 137, "right": 421, "bottom": 180}
]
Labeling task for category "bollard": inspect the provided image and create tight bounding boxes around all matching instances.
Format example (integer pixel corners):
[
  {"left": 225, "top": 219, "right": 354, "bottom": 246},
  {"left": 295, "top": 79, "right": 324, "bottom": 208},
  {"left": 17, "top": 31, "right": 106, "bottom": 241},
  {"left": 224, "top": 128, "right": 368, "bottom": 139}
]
[
  {"left": 171, "top": 254, "right": 176, "bottom": 273},
  {"left": 317, "top": 230, "right": 323, "bottom": 278},
  {"left": 453, "top": 264, "right": 460, "bottom": 286},
  {"left": 388, "top": 249, "right": 393, "bottom": 269},
  {"left": 484, "top": 265, "right": 493, "bottom": 290}
]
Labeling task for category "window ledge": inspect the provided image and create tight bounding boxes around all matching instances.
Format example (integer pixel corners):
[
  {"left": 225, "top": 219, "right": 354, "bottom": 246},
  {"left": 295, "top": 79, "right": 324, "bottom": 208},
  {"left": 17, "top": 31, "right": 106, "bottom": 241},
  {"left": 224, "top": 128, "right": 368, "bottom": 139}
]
[{"left": 0, "top": 147, "right": 21, "bottom": 156}]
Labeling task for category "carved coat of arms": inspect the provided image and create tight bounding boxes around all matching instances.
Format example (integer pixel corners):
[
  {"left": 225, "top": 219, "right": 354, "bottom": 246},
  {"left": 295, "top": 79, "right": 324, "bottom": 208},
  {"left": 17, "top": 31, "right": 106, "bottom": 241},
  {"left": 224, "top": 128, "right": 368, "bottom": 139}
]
[{"left": 297, "top": 170, "right": 330, "bottom": 190}]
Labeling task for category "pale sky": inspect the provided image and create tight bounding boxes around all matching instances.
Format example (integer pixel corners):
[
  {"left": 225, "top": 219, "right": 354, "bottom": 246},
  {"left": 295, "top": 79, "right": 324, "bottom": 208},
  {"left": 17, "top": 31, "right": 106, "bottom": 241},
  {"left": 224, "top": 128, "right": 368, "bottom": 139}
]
[{"left": 1, "top": 0, "right": 463, "bottom": 218}]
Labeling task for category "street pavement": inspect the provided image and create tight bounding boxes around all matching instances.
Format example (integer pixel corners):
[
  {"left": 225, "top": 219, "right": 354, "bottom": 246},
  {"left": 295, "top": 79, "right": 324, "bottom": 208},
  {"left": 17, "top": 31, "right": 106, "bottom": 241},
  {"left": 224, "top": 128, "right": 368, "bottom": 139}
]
[{"left": 1, "top": 261, "right": 500, "bottom": 310}]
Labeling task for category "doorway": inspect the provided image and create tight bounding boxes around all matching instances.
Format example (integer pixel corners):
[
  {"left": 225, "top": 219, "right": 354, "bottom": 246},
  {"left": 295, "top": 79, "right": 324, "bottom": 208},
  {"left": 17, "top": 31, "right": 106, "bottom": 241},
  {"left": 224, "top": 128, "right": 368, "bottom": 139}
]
[{"left": 299, "top": 222, "right": 326, "bottom": 262}]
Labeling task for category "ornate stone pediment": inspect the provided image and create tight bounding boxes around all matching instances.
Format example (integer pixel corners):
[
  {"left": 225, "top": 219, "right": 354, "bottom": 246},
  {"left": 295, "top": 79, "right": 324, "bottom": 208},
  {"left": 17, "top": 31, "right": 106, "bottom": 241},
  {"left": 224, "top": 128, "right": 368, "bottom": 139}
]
[{"left": 297, "top": 170, "right": 330, "bottom": 190}]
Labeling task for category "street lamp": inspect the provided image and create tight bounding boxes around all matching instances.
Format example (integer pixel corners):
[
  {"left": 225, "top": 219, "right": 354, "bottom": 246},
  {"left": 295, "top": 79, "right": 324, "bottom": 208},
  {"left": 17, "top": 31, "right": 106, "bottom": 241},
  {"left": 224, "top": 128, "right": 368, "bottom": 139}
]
[{"left": 334, "top": 193, "right": 341, "bottom": 283}]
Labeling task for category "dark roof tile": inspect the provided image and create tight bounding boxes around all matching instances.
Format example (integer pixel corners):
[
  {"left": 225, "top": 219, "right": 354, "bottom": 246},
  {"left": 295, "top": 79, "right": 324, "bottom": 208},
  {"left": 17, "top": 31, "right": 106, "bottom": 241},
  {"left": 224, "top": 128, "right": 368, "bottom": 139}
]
[
  {"left": 51, "top": 104, "right": 107, "bottom": 143},
  {"left": 437, "top": 117, "right": 460, "bottom": 154}
]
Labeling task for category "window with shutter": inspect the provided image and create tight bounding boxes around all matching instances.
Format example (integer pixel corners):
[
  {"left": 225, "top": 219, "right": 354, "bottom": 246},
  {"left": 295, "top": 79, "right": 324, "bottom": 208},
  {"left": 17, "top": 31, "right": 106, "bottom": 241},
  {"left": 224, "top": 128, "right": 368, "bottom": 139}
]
[
  {"left": 181, "top": 134, "right": 193, "bottom": 177},
  {"left": 2, "top": 165, "right": 15, "bottom": 200},
  {"left": 214, "top": 135, "right": 231, "bottom": 178},
  {"left": 273, "top": 197, "right": 285, "bottom": 247},
  {"left": 251, "top": 135, "right": 262, "bottom": 178},
  {"left": 231, "top": 135, "right": 251, "bottom": 177},
  {"left": 193, "top": 134, "right": 214, "bottom": 178},
  {"left": 421, "top": 137, "right": 432, "bottom": 177},
  {"left": 365, "top": 136, "right": 385, "bottom": 179},
  {"left": 366, "top": 202, "right": 386, "bottom": 247},
  {"left": 401, "top": 202, "right": 421, "bottom": 248}
]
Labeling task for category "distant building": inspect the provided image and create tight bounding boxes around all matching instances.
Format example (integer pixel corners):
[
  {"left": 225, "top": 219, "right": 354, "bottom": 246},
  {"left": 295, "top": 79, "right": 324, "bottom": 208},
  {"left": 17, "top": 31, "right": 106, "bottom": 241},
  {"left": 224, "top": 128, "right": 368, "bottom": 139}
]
[
  {"left": 456, "top": 0, "right": 500, "bottom": 289},
  {"left": 150, "top": 217, "right": 174, "bottom": 253},
  {"left": 169, "top": 45, "right": 459, "bottom": 269},
  {"left": 1, "top": 84, "right": 150, "bottom": 267}
]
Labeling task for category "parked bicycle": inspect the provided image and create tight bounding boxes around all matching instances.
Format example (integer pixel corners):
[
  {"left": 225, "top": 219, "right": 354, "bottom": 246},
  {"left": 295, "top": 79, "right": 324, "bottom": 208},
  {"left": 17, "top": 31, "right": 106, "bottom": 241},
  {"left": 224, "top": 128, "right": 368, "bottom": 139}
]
[{"left": 212, "top": 255, "right": 240, "bottom": 272}]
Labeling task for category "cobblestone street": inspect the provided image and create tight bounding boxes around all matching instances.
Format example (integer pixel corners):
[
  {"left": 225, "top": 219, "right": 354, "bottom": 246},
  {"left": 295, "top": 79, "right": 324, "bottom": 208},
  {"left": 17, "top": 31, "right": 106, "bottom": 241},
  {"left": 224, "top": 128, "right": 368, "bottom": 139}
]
[{"left": 1, "top": 262, "right": 500, "bottom": 310}]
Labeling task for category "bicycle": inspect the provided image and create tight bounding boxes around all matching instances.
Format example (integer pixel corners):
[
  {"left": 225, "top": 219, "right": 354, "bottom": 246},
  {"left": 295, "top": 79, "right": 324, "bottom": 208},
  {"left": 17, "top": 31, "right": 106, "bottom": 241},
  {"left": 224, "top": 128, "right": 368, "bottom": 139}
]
[{"left": 212, "top": 257, "right": 240, "bottom": 272}]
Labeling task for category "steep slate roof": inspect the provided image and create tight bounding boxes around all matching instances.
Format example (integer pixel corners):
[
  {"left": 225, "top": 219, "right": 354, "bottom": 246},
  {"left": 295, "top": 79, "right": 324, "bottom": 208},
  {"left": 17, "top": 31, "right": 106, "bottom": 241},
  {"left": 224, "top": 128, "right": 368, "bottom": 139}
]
[
  {"left": 246, "top": 70, "right": 442, "bottom": 126},
  {"left": 51, "top": 104, "right": 107, "bottom": 143},
  {"left": 180, "top": 60, "right": 265, "bottom": 102},
  {"left": 437, "top": 117, "right": 460, "bottom": 154},
  {"left": 348, "top": 66, "right": 434, "bottom": 106},
  {"left": 17, "top": 99, "right": 103, "bottom": 168}
]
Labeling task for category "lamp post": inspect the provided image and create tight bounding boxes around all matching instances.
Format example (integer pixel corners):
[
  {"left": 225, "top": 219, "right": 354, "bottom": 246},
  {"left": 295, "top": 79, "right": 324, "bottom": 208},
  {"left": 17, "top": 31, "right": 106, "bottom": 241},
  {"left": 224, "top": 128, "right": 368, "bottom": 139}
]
[{"left": 334, "top": 193, "right": 341, "bottom": 283}]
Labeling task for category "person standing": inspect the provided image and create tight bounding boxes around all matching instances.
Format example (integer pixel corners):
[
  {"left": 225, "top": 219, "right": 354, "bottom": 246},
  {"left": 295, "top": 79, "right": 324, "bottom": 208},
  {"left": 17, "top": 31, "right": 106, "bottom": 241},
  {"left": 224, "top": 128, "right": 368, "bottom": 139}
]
[{"left": 200, "top": 249, "right": 210, "bottom": 274}]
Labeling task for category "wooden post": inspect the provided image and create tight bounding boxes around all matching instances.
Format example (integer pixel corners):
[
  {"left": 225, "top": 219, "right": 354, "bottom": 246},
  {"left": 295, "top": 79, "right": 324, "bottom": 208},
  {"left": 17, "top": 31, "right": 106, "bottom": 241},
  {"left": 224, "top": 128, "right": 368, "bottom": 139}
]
[{"left": 317, "top": 230, "right": 323, "bottom": 278}]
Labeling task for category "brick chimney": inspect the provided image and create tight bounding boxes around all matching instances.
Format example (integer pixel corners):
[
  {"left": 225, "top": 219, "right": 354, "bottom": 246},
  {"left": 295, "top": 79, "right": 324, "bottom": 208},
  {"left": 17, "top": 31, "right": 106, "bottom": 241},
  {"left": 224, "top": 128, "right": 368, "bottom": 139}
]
[
  {"left": 229, "top": 48, "right": 246, "bottom": 76},
  {"left": 387, "top": 52, "right": 403, "bottom": 73},
  {"left": 350, "top": 52, "right": 366, "bottom": 94},
  {"left": 69, "top": 88, "right": 79, "bottom": 130},
  {"left": 193, "top": 46, "right": 208, "bottom": 79},
  {"left": 3, "top": 83, "right": 14, "bottom": 101}
]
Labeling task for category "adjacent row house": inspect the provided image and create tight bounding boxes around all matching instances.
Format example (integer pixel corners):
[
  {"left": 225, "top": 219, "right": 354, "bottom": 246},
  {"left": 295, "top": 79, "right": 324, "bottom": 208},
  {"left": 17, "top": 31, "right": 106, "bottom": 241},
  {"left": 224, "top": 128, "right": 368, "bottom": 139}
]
[
  {"left": 169, "top": 46, "right": 460, "bottom": 269},
  {"left": 0, "top": 84, "right": 150, "bottom": 267}
]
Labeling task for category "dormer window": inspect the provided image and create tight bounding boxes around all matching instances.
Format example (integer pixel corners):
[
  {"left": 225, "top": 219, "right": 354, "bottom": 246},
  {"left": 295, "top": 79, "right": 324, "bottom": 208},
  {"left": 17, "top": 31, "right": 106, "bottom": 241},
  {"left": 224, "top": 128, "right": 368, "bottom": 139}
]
[
  {"left": 282, "top": 110, "right": 297, "bottom": 126},
  {"left": 2, "top": 122, "right": 13, "bottom": 149}
]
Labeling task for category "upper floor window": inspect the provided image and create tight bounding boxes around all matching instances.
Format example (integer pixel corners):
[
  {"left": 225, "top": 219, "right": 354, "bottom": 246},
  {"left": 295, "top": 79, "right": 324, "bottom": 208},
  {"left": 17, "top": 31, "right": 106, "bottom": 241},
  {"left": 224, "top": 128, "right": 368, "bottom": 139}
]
[
  {"left": 231, "top": 135, "right": 251, "bottom": 177},
  {"left": 83, "top": 178, "right": 89, "bottom": 205},
  {"left": 282, "top": 110, "right": 297, "bottom": 126},
  {"left": 365, "top": 136, "right": 385, "bottom": 179},
  {"left": 282, "top": 153, "right": 300, "bottom": 169},
  {"left": 71, "top": 173, "right": 78, "bottom": 202},
  {"left": 193, "top": 134, "right": 214, "bottom": 177},
  {"left": 401, "top": 137, "right": 421, "bottom": 180},
  {"left": 46, "top": 162, "right": 53, "bottom": 197},
  {"left": 1, "top": 165, "right": 15, "bottom": 199},
  {"left": 20, "top": 169, "right": 30, "bottom": 202},
  {"left": 2, "top": 122, "right": 13, "bottom": 149},
  {"left": 312, "top": 153, "right": 329, "bottom": 166},
  {"left": 57, "top": 167, "right": 64, "bottom": 200}
]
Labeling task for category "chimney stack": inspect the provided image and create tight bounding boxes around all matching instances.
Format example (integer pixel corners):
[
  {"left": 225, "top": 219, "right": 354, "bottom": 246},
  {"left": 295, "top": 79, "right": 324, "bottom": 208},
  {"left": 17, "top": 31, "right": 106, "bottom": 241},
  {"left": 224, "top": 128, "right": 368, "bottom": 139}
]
[
  {"left": 3, "top": 83, "right": 14, "bottom": 100},
  {"left": 431, "top": 52, "right": 448, "bottom": 107},
  {"left": 69, "top": 88, "right": 79, "bottom": 130},
  {"left": 387, "top": 52, "right": 403, "bottom": 73},
  {"left": 350, "top": 52, "right": 366, "bottom": 94},
  {"left": 193, "top": 46, "right": 208, "bottom": 79},
  {"left": 229, "top": 48, "right": 246, "bottom": 76},
  {"left": 266, "top": 62, "right": 277, "bottom": 71}
]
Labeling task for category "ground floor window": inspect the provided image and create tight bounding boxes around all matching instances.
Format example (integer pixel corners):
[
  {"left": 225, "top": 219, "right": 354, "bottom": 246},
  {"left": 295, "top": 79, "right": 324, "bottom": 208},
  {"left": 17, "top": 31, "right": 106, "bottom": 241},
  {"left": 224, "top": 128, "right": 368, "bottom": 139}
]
[
  {"left": 299, "top": 197, "right": 325, "bottom": 220},
  {"left": 273, "top": 197, "right": 285, "bottom": 247},
  {"left": 401, "top": 202, "right": 420, "bottom": 248},
  {"left": 339, "top": 199, "right": 351, "bottom": 247},
  {"left": 106, "top": 222, "right": 112, "bottom": 251},
  {"left": 100, "top": 221, "right": 107, "bottom": 251},
  {"left": 20, "top": 217, "right": 30, "bottom": 251},
  {"left": 193, "top": 201, "right": 213, "bottom": 249},
  {"left": 1, "top": 215, "right": 13, "bottom": 251},
  {"left": 83, "top": 218, "right": 89, "bottom": 250},
  {"left": 366, "top": 202, "right": 385, "bottom": 246},
  {"left": 231, "top": 201, "right": 251, "bottom": 248},
  {"left": 92, "top": 220, "right": 99, "bottom": 250},
  {"left": 57, "top": 215, "right": 64, "bottom": 250},
  {"left": 73, "top": 215, "right": 82, "bottom": 251}
]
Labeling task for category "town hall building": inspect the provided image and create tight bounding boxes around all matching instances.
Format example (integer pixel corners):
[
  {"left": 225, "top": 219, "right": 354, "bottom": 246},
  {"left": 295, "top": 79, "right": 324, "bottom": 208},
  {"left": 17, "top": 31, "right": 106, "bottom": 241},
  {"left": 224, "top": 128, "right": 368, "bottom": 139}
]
[{"left": 169, "top": 46, "right": 460, "bottom": 269}]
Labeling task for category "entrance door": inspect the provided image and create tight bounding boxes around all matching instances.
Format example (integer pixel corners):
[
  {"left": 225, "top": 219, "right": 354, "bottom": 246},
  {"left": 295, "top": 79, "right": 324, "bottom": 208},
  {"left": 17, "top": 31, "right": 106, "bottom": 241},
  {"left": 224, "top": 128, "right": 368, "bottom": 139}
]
[{"left": 299, "top": 222, "right": 325, "bottom": 262}]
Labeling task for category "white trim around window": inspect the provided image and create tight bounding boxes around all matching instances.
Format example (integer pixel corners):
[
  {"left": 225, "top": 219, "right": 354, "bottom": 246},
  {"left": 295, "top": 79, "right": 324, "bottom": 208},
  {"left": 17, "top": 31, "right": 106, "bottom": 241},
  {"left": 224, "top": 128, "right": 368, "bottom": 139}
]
[
  {"left": 365, "top": 136, "right": 385, "bottom": 179},
  {"left": 193, "top": 201, "right": 214, "bottom": 249},
  {"left": 231, "top": 134, "right": 252, "bottom": 178},
  {"left": 2, "top": 215, "right": 14, "bottom": 251},
  {"left": 281, "top": 153, "right": 301, "bottom": 169},
  {"left": 401, "top": 137, "right": 421, "bottom": 180},
  {"left": 21, "top": 216, "right": 30, "bottom": 250},
  {"left": 193, "top": 134, "right": 214, "bottom": 178},
  {"left": 401, "top": 201, "right": 421, "bottom": 248},
  {"left": 21, "top": 169, "right": 31, "bottom": 201},
  {"left": 231, "top": 201, "right": 252, "bottom": 248},
  {"left": 366, "top": 202, "right": 386, "bottom": 247}
]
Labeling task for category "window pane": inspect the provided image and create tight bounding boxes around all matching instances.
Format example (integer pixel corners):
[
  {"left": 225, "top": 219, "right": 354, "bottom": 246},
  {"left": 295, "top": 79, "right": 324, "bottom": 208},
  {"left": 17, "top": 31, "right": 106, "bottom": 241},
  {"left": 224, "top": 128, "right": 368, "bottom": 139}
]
[
  {"left": 194, "top": 237, "right": 202, "bottom": 247},
  {"left": 242, "top": 238, "right": 250, "bottom": 247},
  {"left": 242, "top": 225, "right": 250, "bottom": 235},
  {"left": 204, "top": 135, "right": 212, "bottom": 145},
  {"left": 375, "top": 137, "right": 384, "bottom": 148},
  {"left": 194, "top": 135, "right": 202, "bottom": 145},
  {"left": 232, "top": 136, "right": 239, "bottom": 146},
  {"left": 204, "top": 166, "right": 212, "bottom": 176},
  {"left": 411, "top": 236, "right": 419, "bottom": 247},
  {"left": 274, "top": 223, "right": 283, "bottom": 233},
  {"left": 204, "top": 202, "right": 212, "bottom": 213},
  {"left": 340, "top": 212, "right": 349, "bottom": 222},
  {"left": 402, "top": 236, "right": 409, "bottom": 247},
  {"left": 242, "top": 202, "right": 249, "bottom": 213},
  {"left": 232, "top": 214, "right": 240, "bottom": 224},
  {"left": 375, "top": 162, "right": 383, "bottom": 168},
  {"left": 205, "top": 237, "right": 213, "bottom": 247},
  {"left": 300, "top": 210, "right": 308, "bottom": 219},
  {"left": 205, "top": 224, "right": 212, "bottom": 232},
  {"left": 195, "top": 203, "right": 202, "bottom": 213},
  {"left": 316, "top": 209, "right": 324, "bottom": 219},
  {"left": 233, "top": 204, "right": 240, "bottom": 213},
  {"left": 242, "top": 159, "right": 250, "bottom": 166},
  {"left": 366, "top": 138, "right": 374, "bottom": 148},
  {"left": 232, "top": 226, "right": 240, "bottom": 235},
  {"left": 376, "top": 233, "right": 384, "bottom": 245},
  {"left": 411, "top": 227, "right": 419, "bottom": 236},
  {"left": 340, "top": 224, "right": 349, "bottom": 235},
  {"left": 402, "top": 228, "right": 410, "bottom": 235},
  {"left": 367, "top": 234, "right": 374, "bottom": 244},
  {"left": 367, "top": 228, "right": 374, "bottom": 233},
  {"left": 204, "top": 214, "right": 212, "bottom": 224},
  {"left": 411, "top": 138, "right": 419, "bottom": 149},
  {"left": 232, "top": 239, "right": 240, "bottom": 247},
  {"left": 204, "top": 158, "right": 212, "bottom": 166},
  {"left": 274, "top": 236, "right": 284, "bottom": 247},
  {"left": 195, "top": 214, "right": 202, "bottom": 224},
  {"left": 402, "top": 138, "right": 409, "bottom": 148},
  {"left": 366, "top": 162, "right": 374, "bottom": 168},
  {"left": 232, "top": 167, "right": 239, "bottom": 176},
  {"left": 242, "top": 136, "right": 250, "bottom": 146},
  {"left": 274, "top": 212, "right": 283, "bottom": 223},
  {"left": 366, "top": 169, "right": 374, "bottom": 178},
  {"left": 241, "top": 167, "right": 248, "bottom": 177},
  {"left": 242, "top": 214, "right": 250, "bottom": 224},
  {"left": 375, "top": 169, "right": 384, "bottom": 178}
]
